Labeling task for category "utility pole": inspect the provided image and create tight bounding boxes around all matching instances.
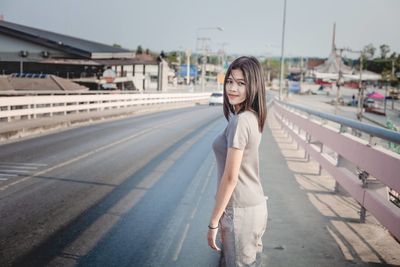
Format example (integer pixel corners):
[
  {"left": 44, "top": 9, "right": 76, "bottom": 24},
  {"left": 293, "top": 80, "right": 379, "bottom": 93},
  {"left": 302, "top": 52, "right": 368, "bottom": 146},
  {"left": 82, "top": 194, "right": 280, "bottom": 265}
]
[
  {"left": 357, "top": 52, "right": 364, "bottom": 121},
  {"left": 200, "top": 39, "right": 208, "bottom": 92},
  {"left": 336, "top": 47, "right": 364, "bottom": 121},
  {"left": 195, "top": 36, "right": 210, "bottom": 92},
  {"left": 385, "top": 59, "right": 396, "bottom": 111},
  {"left": 195, "top": 27, "right": 223, "bottom": 93},
  {"left": 335, "top": 48, "right": 344, "bottom": 115},
  {"left": 300, "top": 57, "right": 304, "bottom": 84},
  {"left": 392, "top": 59, "right": 395, "bottom": 110},
  {"left": 384, "top": 77, "right": 388, "bottom": 115},
  {"left": 186, "top": 49, "right": 191, "bottom": 85}
]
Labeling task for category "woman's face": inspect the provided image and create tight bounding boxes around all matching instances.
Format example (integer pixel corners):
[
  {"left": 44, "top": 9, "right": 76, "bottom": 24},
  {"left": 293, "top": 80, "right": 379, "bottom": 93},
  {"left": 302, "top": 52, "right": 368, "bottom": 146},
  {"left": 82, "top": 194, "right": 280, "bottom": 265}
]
[{"left": 226, "top": 69, "right": 247, "bottom": 110}]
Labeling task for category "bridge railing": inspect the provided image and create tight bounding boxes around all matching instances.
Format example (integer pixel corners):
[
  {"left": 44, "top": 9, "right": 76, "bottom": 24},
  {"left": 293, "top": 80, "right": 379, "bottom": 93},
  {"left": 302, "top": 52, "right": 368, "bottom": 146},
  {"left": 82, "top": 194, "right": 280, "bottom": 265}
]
[
  {"left": 271, "top": 100, "right": 400, "bottom": 241},
  {"left": 0, "top": 92, "right": 211, "bottom": 122}
]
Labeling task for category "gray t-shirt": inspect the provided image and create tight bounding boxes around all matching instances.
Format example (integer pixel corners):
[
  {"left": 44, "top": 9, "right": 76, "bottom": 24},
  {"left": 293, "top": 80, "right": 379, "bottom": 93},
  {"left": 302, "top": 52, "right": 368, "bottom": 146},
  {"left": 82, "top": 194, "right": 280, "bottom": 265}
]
[{"left": 212, "top": 110, "right": 265, "bottom": 207}]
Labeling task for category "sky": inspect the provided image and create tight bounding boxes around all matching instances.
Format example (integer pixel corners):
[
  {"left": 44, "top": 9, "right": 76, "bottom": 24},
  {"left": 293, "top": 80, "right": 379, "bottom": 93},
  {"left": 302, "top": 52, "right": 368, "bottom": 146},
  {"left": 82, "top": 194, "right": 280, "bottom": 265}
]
[{"left": 1, "top": 0, "right": 400, "bottom": 58}]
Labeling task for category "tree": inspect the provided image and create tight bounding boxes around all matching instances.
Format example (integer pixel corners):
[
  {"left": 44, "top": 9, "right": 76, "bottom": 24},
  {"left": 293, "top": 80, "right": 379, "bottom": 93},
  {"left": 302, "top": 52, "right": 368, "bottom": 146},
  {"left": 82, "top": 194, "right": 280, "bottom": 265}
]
[
  {"left": 363, "top": 43, "right": 376, "bottom": 59},
  {"left": 379, "top": 44, "right": 390, "bottom": 59},
  {"left": 136, "top": 45, "right": 143, "bottom": 55},
  {"left": 113, "top": 43, "right": 122, "bottom": 48},
  {"left": 208, "top": 55, "right": 219, "bottom": 65},
  {"left": 145, "top": 48, "right": 150, "bottom": 55},
  {"left": 360, "top": 43, "right": 399, "bottom": 87},
  {"left": 261, "top": 58, "right": 281, "bottom": 80},
  {"left": 165, "top": 51, "right": 179, "bottom": 64}
]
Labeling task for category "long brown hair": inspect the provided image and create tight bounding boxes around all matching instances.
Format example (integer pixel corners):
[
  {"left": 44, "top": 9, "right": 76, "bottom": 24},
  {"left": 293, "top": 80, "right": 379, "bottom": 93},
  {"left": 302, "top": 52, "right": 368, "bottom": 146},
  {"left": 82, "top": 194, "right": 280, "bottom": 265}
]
[{"left": 223, "top": 56, "right": 267, "bottom": 132}]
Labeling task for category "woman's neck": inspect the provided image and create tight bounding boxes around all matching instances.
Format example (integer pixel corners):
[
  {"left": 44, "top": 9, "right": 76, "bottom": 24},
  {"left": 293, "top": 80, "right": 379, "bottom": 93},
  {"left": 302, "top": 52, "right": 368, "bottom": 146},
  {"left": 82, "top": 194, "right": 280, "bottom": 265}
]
[{"left": 234, "top": 104, "right": 241, "bottom": 113}]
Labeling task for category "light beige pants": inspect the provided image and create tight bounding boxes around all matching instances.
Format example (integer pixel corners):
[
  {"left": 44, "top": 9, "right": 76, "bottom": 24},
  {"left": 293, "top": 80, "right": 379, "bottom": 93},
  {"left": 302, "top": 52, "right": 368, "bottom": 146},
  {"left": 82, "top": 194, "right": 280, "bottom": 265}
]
[{"left": 219, "top": 200, "right": 268, "bottom": 267}]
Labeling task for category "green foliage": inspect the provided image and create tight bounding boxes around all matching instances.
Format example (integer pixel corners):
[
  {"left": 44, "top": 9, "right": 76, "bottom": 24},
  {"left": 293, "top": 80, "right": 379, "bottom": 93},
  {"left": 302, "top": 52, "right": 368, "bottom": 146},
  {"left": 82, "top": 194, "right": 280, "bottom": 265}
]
[
  {"left": 208, "top": 55, "right": 219, "bottom": 65},
  {"left": 112, "top": 43, "right": 122, "bottom": 48},
  {"left": 363, "top": 43, "right": 376, "bottom": 59},
  {"left": 261, "top": 58, "right": 281, "bottom": 79},
  {"left": 136, "top": 45, "right": 143, "bottom": 54},
  {"left": 361, "top": 43, "right": 399, "bottom": 85},
  {"left": 165, "top": 51, "right": 178, "bottom": 64},
  {"left": 379, "top": 44, "right": 390, "bottom": 59}
]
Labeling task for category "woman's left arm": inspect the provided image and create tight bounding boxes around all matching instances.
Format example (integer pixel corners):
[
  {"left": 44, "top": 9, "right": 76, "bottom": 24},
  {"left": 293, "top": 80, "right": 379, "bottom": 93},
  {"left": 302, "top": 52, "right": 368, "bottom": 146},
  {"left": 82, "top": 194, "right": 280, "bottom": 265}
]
[{"left": 207, "top": 147, "right": 243, "bottom": 251}]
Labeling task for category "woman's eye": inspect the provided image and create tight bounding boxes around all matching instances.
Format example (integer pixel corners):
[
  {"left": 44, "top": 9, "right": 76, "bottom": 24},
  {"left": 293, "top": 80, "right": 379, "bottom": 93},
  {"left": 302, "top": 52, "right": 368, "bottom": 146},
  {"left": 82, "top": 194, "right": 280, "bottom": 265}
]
[{"left": 239, "top": 82, "right": 245, "bottom": 86}]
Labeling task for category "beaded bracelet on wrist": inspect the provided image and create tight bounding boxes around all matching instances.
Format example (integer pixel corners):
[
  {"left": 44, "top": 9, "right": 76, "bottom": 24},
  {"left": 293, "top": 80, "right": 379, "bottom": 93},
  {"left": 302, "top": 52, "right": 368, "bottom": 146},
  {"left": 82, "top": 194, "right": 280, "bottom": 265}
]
[{"left": 208, "top": 224, "right": 219, "bottom": 230}]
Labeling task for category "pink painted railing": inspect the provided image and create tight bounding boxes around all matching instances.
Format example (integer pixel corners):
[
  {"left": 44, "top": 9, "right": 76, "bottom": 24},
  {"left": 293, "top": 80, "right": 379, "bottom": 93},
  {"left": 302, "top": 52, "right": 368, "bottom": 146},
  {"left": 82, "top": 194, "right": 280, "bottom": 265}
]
[{"left": 272, "top": 100, "right": 400, "bottom": 241}]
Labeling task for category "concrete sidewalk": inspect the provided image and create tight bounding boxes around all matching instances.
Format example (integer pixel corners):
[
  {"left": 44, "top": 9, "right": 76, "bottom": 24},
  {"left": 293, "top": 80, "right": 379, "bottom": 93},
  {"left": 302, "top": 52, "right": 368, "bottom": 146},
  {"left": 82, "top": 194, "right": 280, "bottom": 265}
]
[{"left": 259, "top": 111, "right": 400, "bottom": 266}]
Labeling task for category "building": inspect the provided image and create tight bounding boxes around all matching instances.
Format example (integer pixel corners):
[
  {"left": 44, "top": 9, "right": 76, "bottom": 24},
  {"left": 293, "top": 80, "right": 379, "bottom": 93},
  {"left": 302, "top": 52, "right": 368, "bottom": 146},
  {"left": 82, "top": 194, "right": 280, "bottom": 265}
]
[
  {"left": 0, "top": 20, "right": 169, "bottom": 91},
  {"left": 311, "top": 23, "right": 381, "bottom": 83}
]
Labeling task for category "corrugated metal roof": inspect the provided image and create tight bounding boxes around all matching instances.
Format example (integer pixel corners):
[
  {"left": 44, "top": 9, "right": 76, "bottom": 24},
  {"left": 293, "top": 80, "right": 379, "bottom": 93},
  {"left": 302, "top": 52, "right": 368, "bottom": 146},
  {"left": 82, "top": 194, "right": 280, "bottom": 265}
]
[
  {"left": 0, "top": 20, "right": 134, "bottom": 58},
  {"left": 94, "top": 58, "right": 158, "bottom": 66}
]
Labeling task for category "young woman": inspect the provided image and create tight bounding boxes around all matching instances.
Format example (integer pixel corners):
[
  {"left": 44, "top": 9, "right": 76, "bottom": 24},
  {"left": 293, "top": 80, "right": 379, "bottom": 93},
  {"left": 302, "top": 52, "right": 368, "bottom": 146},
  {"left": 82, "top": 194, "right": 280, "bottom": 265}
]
[{"left": 208, "top": 56, "right": 267, "bottom": 266}]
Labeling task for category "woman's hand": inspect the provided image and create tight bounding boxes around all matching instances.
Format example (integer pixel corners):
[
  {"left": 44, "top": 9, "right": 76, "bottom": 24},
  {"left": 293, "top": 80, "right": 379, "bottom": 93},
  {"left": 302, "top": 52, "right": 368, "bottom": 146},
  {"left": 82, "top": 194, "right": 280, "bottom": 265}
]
[{"left": 207, "top": 227, "right": 221, "bottom": 252}]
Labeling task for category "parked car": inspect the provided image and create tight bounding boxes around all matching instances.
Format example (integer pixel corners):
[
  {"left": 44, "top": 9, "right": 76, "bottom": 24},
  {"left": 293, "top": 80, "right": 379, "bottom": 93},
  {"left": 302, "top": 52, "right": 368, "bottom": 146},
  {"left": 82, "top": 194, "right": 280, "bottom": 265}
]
[
  {"left": 363, "top": 98, "right": 376, "bottom": 108},
  {"left": 209, "top": 92, "right": 224, "bottom": 105}
]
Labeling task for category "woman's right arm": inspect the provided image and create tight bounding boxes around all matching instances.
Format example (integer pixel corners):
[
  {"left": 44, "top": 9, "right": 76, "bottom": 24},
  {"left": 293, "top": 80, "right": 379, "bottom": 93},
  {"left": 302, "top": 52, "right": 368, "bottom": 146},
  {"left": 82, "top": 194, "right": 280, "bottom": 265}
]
[{"left": 207, "top": 147, "right": 243, "bottom": 251}]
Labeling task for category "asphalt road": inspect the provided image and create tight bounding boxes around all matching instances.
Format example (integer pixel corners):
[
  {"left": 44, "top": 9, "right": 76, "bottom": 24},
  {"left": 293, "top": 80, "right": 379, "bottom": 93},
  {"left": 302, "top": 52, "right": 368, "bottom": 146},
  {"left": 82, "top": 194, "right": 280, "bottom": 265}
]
[{"left": 0, "top": 105, "right": 224, "bottom": 267}]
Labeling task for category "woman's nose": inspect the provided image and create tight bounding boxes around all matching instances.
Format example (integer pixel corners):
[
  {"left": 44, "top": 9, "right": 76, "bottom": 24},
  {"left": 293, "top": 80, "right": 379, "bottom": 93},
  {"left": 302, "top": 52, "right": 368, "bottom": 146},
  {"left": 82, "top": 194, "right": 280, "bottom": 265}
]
[{"left": 228, "top": 83, "right": 238, "bottom": 92}]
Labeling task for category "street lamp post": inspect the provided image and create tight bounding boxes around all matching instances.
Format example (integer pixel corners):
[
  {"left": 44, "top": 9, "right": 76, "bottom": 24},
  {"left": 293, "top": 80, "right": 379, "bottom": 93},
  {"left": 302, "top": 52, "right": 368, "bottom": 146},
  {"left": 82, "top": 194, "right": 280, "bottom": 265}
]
[
  {"left": 279, "top": 0, "right": 287, "bottom": 101},
  {"left": 196, "top": 27, "right": 223, "bottom": 92}
]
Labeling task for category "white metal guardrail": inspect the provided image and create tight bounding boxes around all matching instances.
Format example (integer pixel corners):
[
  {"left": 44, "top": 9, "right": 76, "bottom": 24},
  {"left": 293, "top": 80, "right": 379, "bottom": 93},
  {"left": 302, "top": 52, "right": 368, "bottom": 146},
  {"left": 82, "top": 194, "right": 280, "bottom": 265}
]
[
  {"left": 271, "top": 99, "right": 400, "bottom": 241},
  {"left": 0, "top": 93, "right": 211, "bottom": 122}
]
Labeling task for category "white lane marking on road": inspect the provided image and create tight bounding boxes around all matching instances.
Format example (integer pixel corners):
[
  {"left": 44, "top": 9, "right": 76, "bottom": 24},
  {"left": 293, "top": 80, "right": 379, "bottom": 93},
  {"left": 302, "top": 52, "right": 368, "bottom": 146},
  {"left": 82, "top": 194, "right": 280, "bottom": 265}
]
[
  {"left": 172, "top": 223, "right": 190, "bottom": 261},
  {"left": 0, "top": 173, "right": 19, "bottom": 177},
  {"left": 0, "top": 162, "right": 47, "bottom": 166},
  {"left": 201, "top": 163, "right": 214, "bottom": 194},
  {"left": 0, "top": 169, "right": 30, "bottom": 173},
  {"left": 0, "top": 165, "right": 39, "bottom": 170},
  {"left": 0, "top": 163, "right": 46, "bottom": 182},
  {"left": 52, "top": 189, "right": 148, "bottom": 264},
  {"left": 0, "top": 119, "right": 179, "bottom": 191},
  {"left": 146, "top": 120, "right": 221, "bottom": 265}
]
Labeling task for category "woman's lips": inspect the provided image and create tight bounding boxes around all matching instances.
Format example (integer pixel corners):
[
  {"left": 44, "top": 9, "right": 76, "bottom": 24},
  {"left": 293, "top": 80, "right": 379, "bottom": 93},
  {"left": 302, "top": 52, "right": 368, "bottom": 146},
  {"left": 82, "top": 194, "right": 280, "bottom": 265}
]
[{"left": 228, "top": 94, "right": 238, "bottom": 99}]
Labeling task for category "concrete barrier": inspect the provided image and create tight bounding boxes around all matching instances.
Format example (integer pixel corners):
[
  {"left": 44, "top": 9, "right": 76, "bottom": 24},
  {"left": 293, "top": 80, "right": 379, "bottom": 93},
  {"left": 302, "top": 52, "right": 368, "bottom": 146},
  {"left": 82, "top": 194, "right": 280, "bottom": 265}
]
[{"left": 0, "top": 92, "right": 211, "bottom": 142}]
